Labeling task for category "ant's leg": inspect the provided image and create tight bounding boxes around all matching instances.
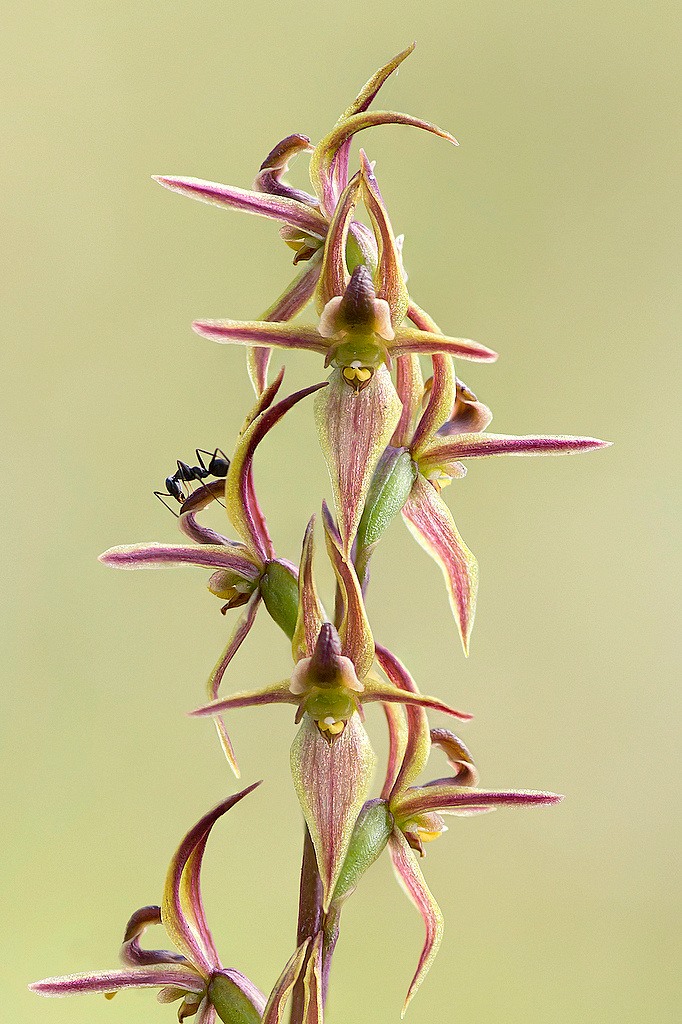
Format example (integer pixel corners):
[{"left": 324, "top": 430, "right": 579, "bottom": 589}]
[{"left": 153, "top": 491, "right": 180, "bottom": 517}]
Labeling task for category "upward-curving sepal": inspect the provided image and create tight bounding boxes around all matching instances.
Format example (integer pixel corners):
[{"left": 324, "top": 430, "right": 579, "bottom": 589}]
[
  {"left": 315, "top": 365, "right": 402, "bottom": 553},
  {"left": 322, "top": 503, "right": 375, "bottom": 680},
  {"left": 360, "top": 151, "right": 409, "bottom": 326},
  {"left": 162, "top": 785, "right": 261, "bottom": 977},
  {"left": 292, "top": 517, "right": 325, "bottom": 664},
  {"left": 261, "top": 942, "right": 310, "bottom": 1024},
  {"left": 315, "top": 173, "right": 361, "bottom": 311},
  {"left": 388, "top": 828, "right": 444, "bottom": 1016},
  {"left": 375, "top": 645, "right": 431, "bottom": 796},
  {"left": 402, "top": 474, "right": 478, "bottom": 656}
]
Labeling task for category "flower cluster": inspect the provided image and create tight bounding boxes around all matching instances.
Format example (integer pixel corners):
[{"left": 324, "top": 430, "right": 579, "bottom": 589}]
[{"left": 32, "top": 44, "right": 609, "bottom": 1023}]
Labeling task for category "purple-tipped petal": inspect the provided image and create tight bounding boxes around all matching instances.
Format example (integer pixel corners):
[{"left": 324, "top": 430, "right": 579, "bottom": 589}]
[
  {"left": 359, "top": 151, "right": 409, "bottom": 325},
  {"left": 388, "top": 829, "right": 444, "bottom": 1015},
  {"left": 206, "top": 592, "right": 262, "bottom": 777},
  {"left": 162, "top": 785, "right": 261, "bottom": 977},
  {"left": 327, "top": 45, "right": 416, "bottom": 204},
  {"left": 254, "top": 134, "right": 318, "bottom": 206},
  {"left": 30, "top": 965, "right": 204, "bottom": 998},
  {"left": 391, "top": 327, "right": 498, "bottom": 362},
  {"left": 247, "top": 254, "right": 323, "bottom": 395},
  {"left": 192, "top": 319, "right": 329, "bottom": 355},
  {"left": 261, "top": 941, "right": 310, "bottom": 1024},
  {"left": 316, "top": 173, "right": 361, "bottom": 310},
  {"left": 315, "top": 365, "right": 402, "bottom": 553},
  {"left": 322, "top": 502, "right": 375, "bottom": 679},
  {"left": 402, "top": 474, "right": 478, "bottom": 656},
  {"left": 421, "top": 432, "right": 613, "bottom": 465},
  {"left": 290, "top": 714, "right": 376, "bottom": 908},
  {"left": 392, "top": 355, "right": 424, "bottom": 447},
  {"left": 99, "top": 543, "right": 260, "bottom": 581},
  {"left": 362, "top": 677, "right": 473, "bottom": 721},
  {"left": 190, "top": 680, "right": 296, "bottom": 718},
  {"left": 375, "top": 645, "right": 430, "bottom": 796},
  {"left": 153, "top": 176, "right": 328, "bottom": 237},
  {"left": 397, "top": 786, "right": 563, "bottom": 820},
  {"left": 194, "top": 997, "right": 217, "bottom": 1024},
  {"left": 292, "top": 517, "right": 325, "bottom": 663},
  {"left": 225, "top": 379, "right": 327, "bottom": 562}
]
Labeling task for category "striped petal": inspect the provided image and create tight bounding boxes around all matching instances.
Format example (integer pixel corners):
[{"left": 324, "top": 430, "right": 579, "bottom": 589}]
[
  {"left": 420, "top": 432, "right": 612, "bottom": 468},
  {"left": 359, "top": 151, "right": 408, "bottom": 325},
  {"left": 390, "top": 327, "right": 498, "bottom": 362},
  {"left": 253, "top": 134, "right": 317, "bottom": 206},
  {"left": 190, "top": 679, "right": 295, "bottom": 718},
  {"left": 397, "top": 786, "right": 563, "bottom": 820},
  {"left": 153, "top": 176, "right": 328, "bottom": 237},
  {"left": 30, "top": 964, "right": 204, "bottom": 998},
  {"left": 292, "top": 517, "right": 325, "bottom": 663},
  {"left": 388, "top": 829, "right": 444, "bottom": 1016},
  {"left": 301, "top": 933, "right": 323, "bottom": 1024},
  {"left": 322, "top": 502, "right": 374, "bottom": 680},
  {"left": 392, "top": 355, "right": 424, "bottom": 446},
  {"left": 401, "top": 474, "right": 478, "bottom": 656},
  {"left": 224, "top": 378, "right": 327, "bottom": 561},
  {"left": 315, "top": 365, "right": 402, "bottom": 552},
  {"left": 375, "top": 645, "right": 430, "bottom": 796},
  {"left": 315, "top": 173, "right": 361, "bottom": 310},
  {"left": 362, "top": 676, "right": 472, "bottom": 721},
  {"left": 426, "top": 729, "right": 479, "bottom": 787},
  {"left": 99, "top": 543, "right": 260, "bottom": 582},
  {"left": 162, "top": 785, "right": 260, "bottom": 977},
  {"left": 192, "top": 319, "right": 329, "bottom": 356}
]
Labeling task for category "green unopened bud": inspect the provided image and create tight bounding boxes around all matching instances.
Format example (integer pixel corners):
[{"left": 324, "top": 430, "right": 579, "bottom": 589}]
[
  {"left": 208, "top": 972, "right": 262, "bottom": 1024},
  {"left": 330, "top": 799, "right": 394, "bottom": 906},
  {"left": 260, "top": 559, "right": 299, "bottom": 639},
  {"left": 356, "top": 447, "right": 417, "bottom": 584}
]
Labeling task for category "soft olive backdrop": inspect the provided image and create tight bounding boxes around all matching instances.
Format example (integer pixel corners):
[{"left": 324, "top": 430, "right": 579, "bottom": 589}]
[{"left": 3, "top": 2, "right": 679, "bottom": 1022}]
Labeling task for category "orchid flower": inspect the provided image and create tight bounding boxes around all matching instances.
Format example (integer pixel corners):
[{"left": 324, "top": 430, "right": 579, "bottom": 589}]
[
  {"left": 31, "top": 785, "right": 266, "bottom": 1024},
  {"left": 372, "top": 645, "right": 562, "bottom": 1014},
  {"left": 100, "top": 372, "right": 325, "bottom": 775},
  {"left": 153, "top": 44, "right": 466, "bottom": 395},
  {"left": 356, "top": 310, "right": 611, "bottom": 653}
]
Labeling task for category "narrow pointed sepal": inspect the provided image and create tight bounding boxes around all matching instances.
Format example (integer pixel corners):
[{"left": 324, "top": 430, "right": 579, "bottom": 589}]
[
  {"left": 360, "top": 151, "right": 409, "bottom": 325},
  {"left": 392, "top": 355, "right": 424, "bottom": 446},
  {"left": 388, "top": 829, "right": 444, "bottom": 1016},
  {"left": 153, "top": 176, "right": 328, "bottom": 237},
  {"left": 301, "top": 933, "right": 323, "bottom": 1024},
  {"left": 420, "top": 432, "right": 613, "bottom": 467},
  {"left": 292, "top": 517, "right": 325, "bottom": 663},
  {"left": 290, "top": 714, "right": 376, "bottom": 908},
  {"left": 99, "top": 543, "right": 260, "bottom": 582},
  {"left": 375, "top": 645, "right": 431, "bottom": 795},
  {"left": 315, "top": 173, "right": 361, "bottom": 310},
  {"left": 401, "top": 474, "right": 478, "bottom": 655},
  {"left": 322, "top": 503, "right": 375, "bottom": 679},
  {"left": 190, "top": 680, "right": 296, "bottom": 718},
  {"left": 410, "top": 354, "right": 456, "bottom": 458},
  {"left": 30, "top": 965, "right": 206, "bottom": 998},
  {"left": 361, "top": 676, "right": 473, "bottom": 721},
  {"left": 315, "top": 365, "right": 402, "bottom": 552},
  {"left": 261, "top": 941, "right": 310, "bottom": 1024},
  {"left": 162, "top": 784, "right": 261, "bottom": 975},
  {"left": 396, "top": 787, "right": 563, "bottom": 820},
  {"left": 192, "top": 319, "right": 329, "bottom": 356},
  {"left": 391, "top": 327, "right": 498, "bottom": 362}
]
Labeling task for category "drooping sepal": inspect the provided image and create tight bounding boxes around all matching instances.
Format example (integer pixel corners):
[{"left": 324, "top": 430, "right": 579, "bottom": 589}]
[
  {"left": 388, "top": 829, "right": 444, "bottom": 1016},
  {"left": 402, "top": 473, "right": 479, "bottom": 655},
  {"left": 290, "top": 714, "right": 376, "bottom": 908}
]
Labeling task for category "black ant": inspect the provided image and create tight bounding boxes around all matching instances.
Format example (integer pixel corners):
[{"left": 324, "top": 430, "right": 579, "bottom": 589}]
[{"left": 154, "top": 448, "right": 230, "bottom": 515}]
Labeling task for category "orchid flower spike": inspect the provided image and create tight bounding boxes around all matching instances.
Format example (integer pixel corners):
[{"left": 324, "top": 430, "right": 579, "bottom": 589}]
[
  {"left": 99, "top": 372, "right": 326, "bottom": 775},
  {"left": 30, "top": 786, "right": 266, "bottom": 1024}
]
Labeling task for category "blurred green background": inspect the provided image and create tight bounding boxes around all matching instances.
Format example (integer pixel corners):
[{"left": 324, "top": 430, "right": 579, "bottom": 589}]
[{"left": 3, "top": 1, "right": 679, "bottom": 1021}]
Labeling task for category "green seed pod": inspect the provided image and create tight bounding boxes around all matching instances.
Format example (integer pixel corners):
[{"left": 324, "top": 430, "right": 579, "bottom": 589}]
[
  {"left": 330, "top": 799, "right": 394, "bottom": 907},
  {"left": 208, "top": 972, "right": 263, "bottom": 1024},
  {"left": 260, "top": 559, "right": 299, "bottom": 639},
  {"left": 355, "top": 447, "right": 417, "bottom": 585}
]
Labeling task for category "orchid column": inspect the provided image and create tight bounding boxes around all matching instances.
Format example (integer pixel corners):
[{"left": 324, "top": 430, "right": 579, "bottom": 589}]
[{"left": 31, "top": 44, "right": 610, "bottom": 1024}]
